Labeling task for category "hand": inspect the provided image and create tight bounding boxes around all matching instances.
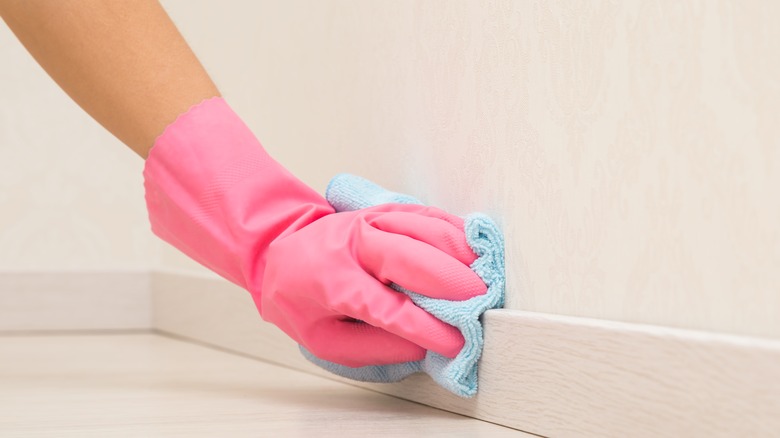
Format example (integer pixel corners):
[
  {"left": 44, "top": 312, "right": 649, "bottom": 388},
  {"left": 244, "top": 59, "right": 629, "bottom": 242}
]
[
  {"left": 262, "top": 204, "right": 487, "bottom": 367},
  {"left": 144, "top": 97, "right": 486, "bottom": 368}
]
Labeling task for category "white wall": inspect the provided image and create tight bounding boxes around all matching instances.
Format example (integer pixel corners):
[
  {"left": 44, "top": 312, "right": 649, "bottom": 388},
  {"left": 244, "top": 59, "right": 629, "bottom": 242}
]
[
  {"left": 0, "top": 22, "right": 155, "bottom": 270},
  {"left": 163, "top": 0, "right": 780, "bottom": 339},
  {"left": 2, "top": 1, "right": 779, "bottom": 339}
]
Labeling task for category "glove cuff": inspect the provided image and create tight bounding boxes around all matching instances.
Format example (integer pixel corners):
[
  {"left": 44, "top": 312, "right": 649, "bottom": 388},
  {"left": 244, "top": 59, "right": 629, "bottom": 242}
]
[{"left": 143, "top": 97, "right": 333, "bottom": 290}]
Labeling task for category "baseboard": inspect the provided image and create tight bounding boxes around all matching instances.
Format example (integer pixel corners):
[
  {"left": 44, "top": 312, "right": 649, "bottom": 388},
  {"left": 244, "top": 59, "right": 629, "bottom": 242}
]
[
  {"left": 150, "top": 270, "right": 305, "bottom": 367},
  {"left": 151, "top": 271, "right": 780, "bottom": 437},
  {"left": 0, "top": 270, "right": 151, "bottom": 331},
  {"left": 4, "top": 269, "right": 777, "bottom": 436}
]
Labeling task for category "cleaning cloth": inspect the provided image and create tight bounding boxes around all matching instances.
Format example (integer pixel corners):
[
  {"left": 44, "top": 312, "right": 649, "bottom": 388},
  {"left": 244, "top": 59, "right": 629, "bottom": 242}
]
[{"left": 300, "top": 174, "right": 505, "bottom": 398}]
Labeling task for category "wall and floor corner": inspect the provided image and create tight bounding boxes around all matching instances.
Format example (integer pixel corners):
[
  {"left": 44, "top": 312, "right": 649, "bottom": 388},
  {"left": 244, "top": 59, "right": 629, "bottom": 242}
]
[{"left": 2, "top": 1, "right": 779, "bottom": 437}]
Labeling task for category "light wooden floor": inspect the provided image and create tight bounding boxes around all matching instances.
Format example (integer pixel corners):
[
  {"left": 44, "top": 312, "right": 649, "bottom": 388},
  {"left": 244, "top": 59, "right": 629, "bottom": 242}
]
[{"left": 0, "top": 333, "right": 530, "bottom": 437}]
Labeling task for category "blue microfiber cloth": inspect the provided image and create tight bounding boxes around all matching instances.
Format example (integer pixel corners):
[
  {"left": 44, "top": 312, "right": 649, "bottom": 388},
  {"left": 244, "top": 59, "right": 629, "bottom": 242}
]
[{"left": 299, "top": 174, "right": 505, "bottom": 398}]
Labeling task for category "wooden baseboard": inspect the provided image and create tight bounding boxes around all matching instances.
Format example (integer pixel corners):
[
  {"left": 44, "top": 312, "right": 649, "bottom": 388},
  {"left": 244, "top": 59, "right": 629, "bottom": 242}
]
[
  {"left": 0, "top": 271, "right": 151, "bottom": 331},
  {"left": 151, "top": 271, "right": 780, "bottom": 437},
  {"left": 4, "top": 269, "right": 777, "bottom": 436}
]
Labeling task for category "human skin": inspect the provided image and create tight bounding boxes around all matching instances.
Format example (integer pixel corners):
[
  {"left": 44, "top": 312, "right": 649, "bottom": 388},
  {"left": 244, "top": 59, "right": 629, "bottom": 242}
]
[
  {"left": 0, "top": 0, "right": 219, "bottom": 158},
  {"left": 0, "top": 1, "right": 482, "bottom": 365}
]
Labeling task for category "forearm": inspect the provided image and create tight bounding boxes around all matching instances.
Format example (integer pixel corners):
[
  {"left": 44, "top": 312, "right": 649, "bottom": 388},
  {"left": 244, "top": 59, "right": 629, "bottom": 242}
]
[{"left": 0, "top": 0, "right": 219, "bottom": 158}]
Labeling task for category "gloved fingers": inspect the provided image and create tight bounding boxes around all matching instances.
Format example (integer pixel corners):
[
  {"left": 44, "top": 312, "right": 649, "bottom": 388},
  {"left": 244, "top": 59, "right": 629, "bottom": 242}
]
[
  {"left": 331, "top": 278, "right": 466, "bottom": 359},
  {"left": 357, "top": 222, "right": 487, "bottom": 301},
  {"left": 363, "top": 203, "right": 465, "bottom": 226},
  {"left": 305, "top": 318, "right": 428, "bottom": 367},
  {"left": 366, "top": 209, "right": 477, "bottom": 266}
]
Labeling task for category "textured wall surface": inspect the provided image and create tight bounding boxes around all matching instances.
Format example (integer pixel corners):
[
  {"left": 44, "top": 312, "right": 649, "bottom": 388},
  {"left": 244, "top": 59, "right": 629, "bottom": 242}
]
[
  {"left": 2, "top": 1, "right": 778, "bottom": 339},
  {"left": 0, "top": 23, "right": 155, "bottom": 270},
  {"left": 164, "top": 0, "right": 780, "bottom": 339}
]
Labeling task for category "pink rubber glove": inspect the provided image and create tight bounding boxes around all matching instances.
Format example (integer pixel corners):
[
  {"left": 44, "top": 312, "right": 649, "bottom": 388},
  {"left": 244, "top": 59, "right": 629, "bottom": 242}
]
[{"left": 143, "top": 97, "right": 487, "bottom": 367}]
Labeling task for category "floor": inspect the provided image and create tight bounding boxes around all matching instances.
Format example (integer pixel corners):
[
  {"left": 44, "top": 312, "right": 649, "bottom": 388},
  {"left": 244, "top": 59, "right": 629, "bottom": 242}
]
[{"left": 0, "top": 333, "right": 530, "bottom": 437}]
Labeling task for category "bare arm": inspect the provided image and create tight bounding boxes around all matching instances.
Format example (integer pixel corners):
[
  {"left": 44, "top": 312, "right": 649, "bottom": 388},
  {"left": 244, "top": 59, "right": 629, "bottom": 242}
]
[{"left": 0, "top": 0, "right": 219, "bottom": 158}]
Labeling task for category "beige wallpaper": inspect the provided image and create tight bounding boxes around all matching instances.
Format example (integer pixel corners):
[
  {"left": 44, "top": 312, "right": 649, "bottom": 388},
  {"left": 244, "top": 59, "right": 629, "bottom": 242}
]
[{"left": 3, "top": 1, "right": 778, "bottom": 339}]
